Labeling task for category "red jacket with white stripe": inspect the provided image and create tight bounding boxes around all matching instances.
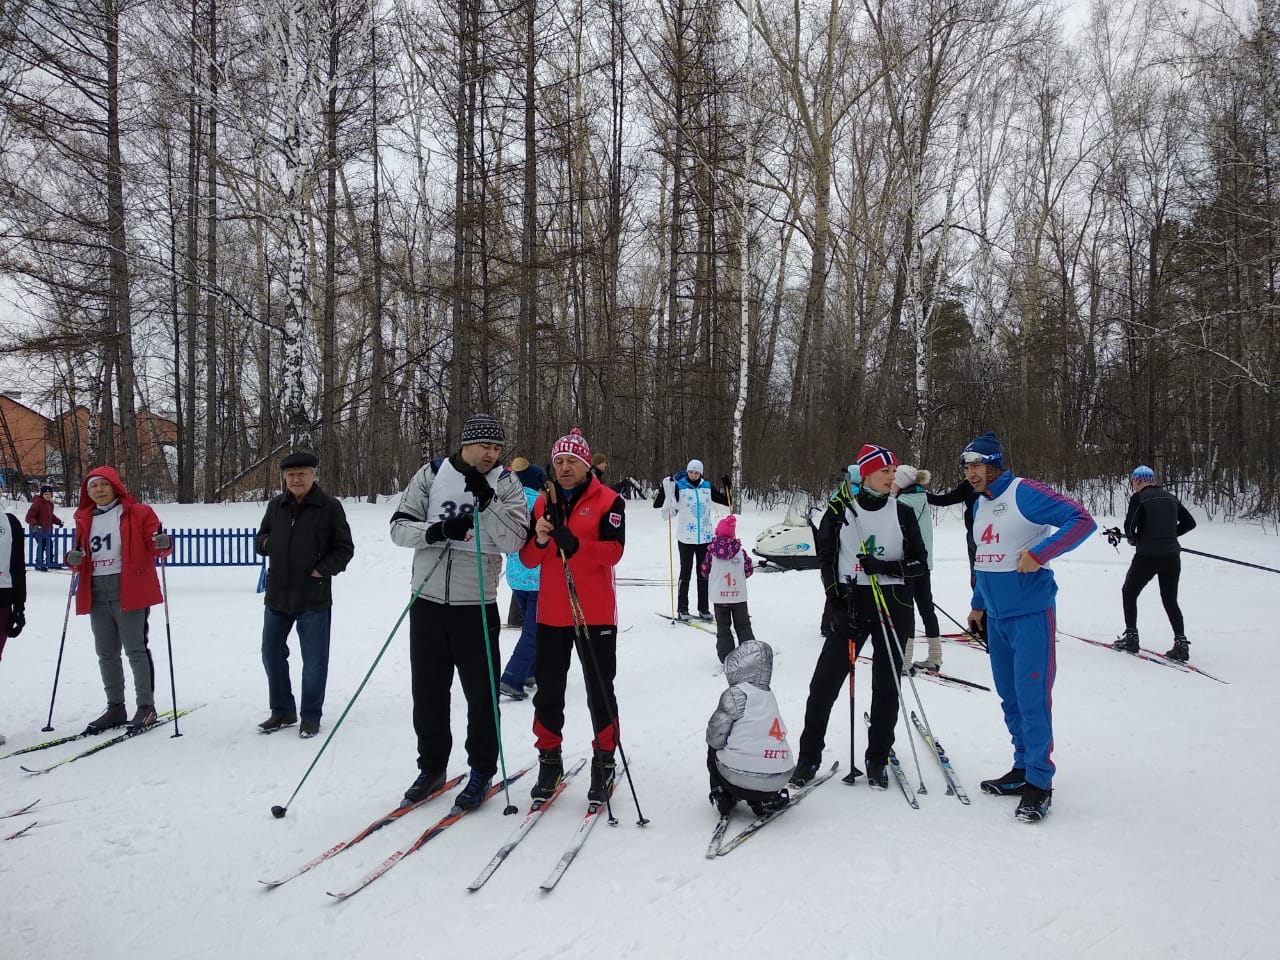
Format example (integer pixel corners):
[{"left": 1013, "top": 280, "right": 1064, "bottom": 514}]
[{"left": 519, "top": 476, "right": 625, "bottom": 626}]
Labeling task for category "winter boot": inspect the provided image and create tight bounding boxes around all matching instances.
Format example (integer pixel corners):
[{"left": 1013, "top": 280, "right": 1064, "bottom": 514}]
[
  {"left": 789, "top": 760, "right": 820, "bottom": 788},
  {"left": 258, "top": 712, "right": 297, "bottom": 734},
  {"left": 453, "top": 768, "right": 493, "bottom": 812},
  {"left": 900, "top": 637, "right": 915, "bottom": 675},
  {"left": 748, "top": 789, "right": 789, "bottom": 818},
  {"left": 865, "top": 760, "right": 889, "bottom": 790},
  {"left": 709, "top": 786, "right": 737, "bottom": 817},
  {"left": 696, "top": 610, "right": 713, "bottom": 622},
  {"left": 914, "top": 636, "right": 943, "bottom": 672},
  {"left": 587, "top": 749, "right": 616, "bottom": 804},
  {"left": 402, "top": 767, "right": 446, "bottom": 805},
  {"left": 980, "top": 767, "right": 1027, "bottom": 796},
  {"left": 1165, "top": 636, "right": 1190, "bottom": 662},
  {"left": 1014, "top": 784, "right": 1053, "bottom": 822},
  {"left": 1113, "top": 629, "right": 1140, "bottom": 653},
  {"left": 298, "top": 719, "right": 320, "bottom": 738},
  {"left": 531, "top": 749, "right": 564, "bottom": 802},
  {"left": 127, "top": 704, "right": 158, "bottom": 733},
  {"left": 499, "top": 681, "right": 527, "bottom": 701},
  {"left": 84, "top": 702, "right": 127, "bottom": 734}
]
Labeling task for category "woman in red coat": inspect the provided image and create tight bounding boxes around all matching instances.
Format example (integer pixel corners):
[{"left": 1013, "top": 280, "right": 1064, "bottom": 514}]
[{"left": 64, "top": 466, "right": 172, "bottom": 733}]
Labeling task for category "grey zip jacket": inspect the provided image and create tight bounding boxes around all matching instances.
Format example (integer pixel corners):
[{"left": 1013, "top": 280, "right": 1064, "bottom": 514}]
[{"left": 389, "top": 454, "right": 530, "bottom": 604}]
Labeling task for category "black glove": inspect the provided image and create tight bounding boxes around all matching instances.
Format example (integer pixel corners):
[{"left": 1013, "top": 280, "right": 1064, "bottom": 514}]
[
  {"left": 463, "top": 468, "right": 495, "bottom": 510},
  {"left": 1104, "top": 526, "right": 1122, "bottom": 547},
  {"left": 6, "top": 607, "right": 24, "bottom": 638},
  {"left": 549, "top": 525, "right": 579, "bottom": 559},
  {"left": 54, "top": 517, "right": 64, "bottom": 527},
  {"left": 857, "top": 553, "right": 895, "bottom": 576},
  {"left": 721, "top": 475, "right": 731, "bottom": 490},
  {"left": 426, "top": 514, "right": 473, "bottom": 543}
]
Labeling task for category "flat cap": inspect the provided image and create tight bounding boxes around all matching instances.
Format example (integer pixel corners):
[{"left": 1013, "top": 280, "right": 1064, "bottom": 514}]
[{"left": 280, "top": 451, "right": 319, "bottom": 470}]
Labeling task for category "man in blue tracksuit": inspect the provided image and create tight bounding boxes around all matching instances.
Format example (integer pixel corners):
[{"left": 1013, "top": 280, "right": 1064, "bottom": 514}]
[{"left": 962, "top": 432, "right": 1095, "bottom": 823}]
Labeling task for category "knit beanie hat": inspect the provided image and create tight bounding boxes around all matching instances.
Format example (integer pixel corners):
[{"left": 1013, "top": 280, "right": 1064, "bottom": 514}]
[
  {"left": 961, "top": 431, "right": 1004, "bottom": 468},
  {"left": 893, "top": 464, "right": 918, "bottom": 489},
  {"left": 461, "top": 413, "right": 506, "bottom": 446},
  {"left": 855, "top": 444, "right": 898, "bottom": 479},
  {"left": 1131, "top": 465, "right": 1155, "bottom": 482},
  {"left": 686, "top": 459, "right": 704, "bottom": 474},
  {"left": 715, "top": 515, "right": 737, "bottom": 539},
  {"left": 40, "top": 483, "right": 53, "bottom": 493},
  {"left": 551, "top": 427, "right": 592, "bottom": 466}
]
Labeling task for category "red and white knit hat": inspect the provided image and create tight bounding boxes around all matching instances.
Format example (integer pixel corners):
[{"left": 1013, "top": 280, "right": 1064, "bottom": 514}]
[
  {"left": 855, "top": 443, "right": 898, "bottom": 479},
  {"left": 550, "top": 427, "right": 592, "bottom": 467}
]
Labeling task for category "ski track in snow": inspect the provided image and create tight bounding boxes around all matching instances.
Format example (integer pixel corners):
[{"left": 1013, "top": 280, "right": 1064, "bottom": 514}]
[{"left": 0, "top": 495, "right": 1273, "bottom": 959}]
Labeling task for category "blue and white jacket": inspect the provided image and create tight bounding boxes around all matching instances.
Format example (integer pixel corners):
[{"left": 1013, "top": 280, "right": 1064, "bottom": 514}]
[
  {"left": 970, "top": 470, "right": 1096, "bottom": 619},
  {"left": 653, "top": 469, "right": 730, "bottom": 545},
  {"left": 505, "top": 485, "right": 542, "bottom": 592}
]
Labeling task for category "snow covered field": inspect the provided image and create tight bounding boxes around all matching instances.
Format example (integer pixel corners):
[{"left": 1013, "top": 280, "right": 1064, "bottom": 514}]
[{"left": 1, "top": 491, "right": 1273, "bottom": 960}]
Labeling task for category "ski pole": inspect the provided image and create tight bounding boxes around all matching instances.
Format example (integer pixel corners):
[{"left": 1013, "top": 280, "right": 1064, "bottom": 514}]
[
  {"left": 41, "top": 571, "right": 79, "bottom": 732},
  {"left": 1180, "top": 547, "right": 1280, "bottom": 575},
  {"left": 848, "top": 510, "right": 927, "bottom": 793},
  {"left": 159, "top": 558, "right": 182, "bottom": 738},
  {"left": 269, "top": 545, "right": 450, "bottom": 820},
  {"left": 933, "top": 602, "right": 985, "bottom": 647},
  {"left": 667, "top": 513, "right": 676, "bottom": 619},
  {"left": 473, "top": 505, "right": 518, "bottom": 816}
]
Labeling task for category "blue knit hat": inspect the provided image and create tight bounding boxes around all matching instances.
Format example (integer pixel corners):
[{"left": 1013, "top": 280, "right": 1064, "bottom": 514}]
[
  {"left": 1131, "top": 465, "right": 1155, "bottom": 482},
  {"left": 961, "top": 431, "right": 1004, "bottom": 468}
]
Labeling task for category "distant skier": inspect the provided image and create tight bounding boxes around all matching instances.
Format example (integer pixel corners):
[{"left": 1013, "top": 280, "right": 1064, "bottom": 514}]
[
  {"left": 1110, "top": 465, "right": 1196, "bottom": 662},
  {"left": 653, "top": 459, "right": 731, "bottom": 620},
  {"left": 706, "top": 640, "right": 794, "bottom": 817},
  {"left": 962, "top": 432, "right": 1095, "bottom": 823},
  {"left": 25, "top": 484, "right": 64, "bottom": 571},
  {"left": 699, "top": 514, "right": 756, "bottom": 662}
]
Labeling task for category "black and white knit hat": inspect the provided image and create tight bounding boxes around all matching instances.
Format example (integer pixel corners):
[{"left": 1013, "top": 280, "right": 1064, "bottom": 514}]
[{"left": 461, "top": 413, "right": 506, "bottom": 446}]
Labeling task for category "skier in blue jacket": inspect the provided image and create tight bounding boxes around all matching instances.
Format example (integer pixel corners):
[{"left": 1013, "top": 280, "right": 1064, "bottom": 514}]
[{"left": 962, "top": 432, "right": 1095, "bottom": 823}]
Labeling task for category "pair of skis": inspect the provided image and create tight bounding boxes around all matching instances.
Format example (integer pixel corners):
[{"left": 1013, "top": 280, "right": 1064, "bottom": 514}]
[
  {"left": 2, "top": 799, "right": 39, "bottom": 841},
  {"left": 1060, "top": 630, "right": 1227, "bottom": 683},
  {"left": 705, "top": 762, "right": 840, "bottom": 858},
  {"left": 865, "top": 711, "right": 971, "bottom": 811},
  {"left": 16, "top": 707, "right": 201, "bottom": 775}
]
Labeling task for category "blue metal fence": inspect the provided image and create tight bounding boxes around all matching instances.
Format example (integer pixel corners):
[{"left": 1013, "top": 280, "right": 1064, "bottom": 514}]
[{"left": 25, "top": 527, "right": 260, "bottom": 568}]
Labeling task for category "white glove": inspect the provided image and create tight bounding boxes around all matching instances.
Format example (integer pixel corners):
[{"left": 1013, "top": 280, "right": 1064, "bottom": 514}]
[
  {"left": 661, "top": 504, "right": 676, "bottom": 522},
  {"left": 662, "top": 476, "right": 676, "bottom": 501}
]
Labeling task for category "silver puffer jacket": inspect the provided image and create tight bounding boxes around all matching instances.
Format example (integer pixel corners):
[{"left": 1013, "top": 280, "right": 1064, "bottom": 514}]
[{"left": 706, "top": 640, "right": 794, "bottom": 792}]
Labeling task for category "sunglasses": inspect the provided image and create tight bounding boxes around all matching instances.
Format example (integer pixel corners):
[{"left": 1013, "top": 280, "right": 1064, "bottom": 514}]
[{"left": 959, "top": 451, "right": 998, "bottom": 466}]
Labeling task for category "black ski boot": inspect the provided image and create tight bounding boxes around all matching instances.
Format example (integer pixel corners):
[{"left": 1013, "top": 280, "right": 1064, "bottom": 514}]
[
  {"left": 1165, "top": 636, "right": 1190, "bottom": 662},
  {"left": 709, "top": 786, "right": 737, "bottom": 816},
  {"left": 453, "top": 768, "right": 493, "bottom": 812},
  {"left": 531, "top": 749, "right": 563, "bottom": 802},
  {"left": 789, "top": 759, "right": 820, "bottom": 788},
  {"left": 1015, "top": 784, "right": 1053, "bottom": 822},
  {"left": 865, "top": 760, "right": 889, "bottom": 790},
  {"left": 403, "top": 766, "right": 446, "bottom": 805},
  {"left": 85, "top": 702, "right": 127, "bottom": 734},
  {"left": 127, "top": 705, "right": 158, "bottom": 732},
  {"left": 748, "top": 789, "right": 789, "bottom": 818},
  {"left": 980, "top": 767, "right": 1027, "bottom": 796},
  {"left": 1113, "top": 629, "right": 1140, "bottom": 653},
  {"left": 587, "top": 749, "right": 615, "bottom": 804}
]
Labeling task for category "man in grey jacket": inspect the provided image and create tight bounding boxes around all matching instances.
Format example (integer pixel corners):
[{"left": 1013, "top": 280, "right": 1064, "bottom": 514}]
[{"left": 389, "top": 413, "right": 530, "bottom": 810}]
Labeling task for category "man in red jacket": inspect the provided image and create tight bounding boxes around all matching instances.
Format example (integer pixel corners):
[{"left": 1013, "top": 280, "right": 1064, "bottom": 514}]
[
  {"left": 64, "top": 467, "right": 173, "bottom": 733},
  {"left": 519, "top": 428, "right": 626, "bottom": 806},
  {"left": 25, "top": 484, "right": 64, "bottom": 571}
]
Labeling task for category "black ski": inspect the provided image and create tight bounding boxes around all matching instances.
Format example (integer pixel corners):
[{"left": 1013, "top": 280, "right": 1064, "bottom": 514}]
[
  {"left": 20, "top": 706, "right": 201, "bottom": 775},
  {"left": 1, "top": 799, "right": 39, "bottom": 819},
  {"left": 4, "top": 821, "right": 37, "bottom": 841}
]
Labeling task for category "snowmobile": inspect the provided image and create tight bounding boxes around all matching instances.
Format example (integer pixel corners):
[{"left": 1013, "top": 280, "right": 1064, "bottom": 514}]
[{"left": 752, "top": 494, "right": 821, "bottom": 571}]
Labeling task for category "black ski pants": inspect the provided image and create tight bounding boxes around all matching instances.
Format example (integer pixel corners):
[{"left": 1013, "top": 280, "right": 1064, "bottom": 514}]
[
  {"left": 714, "top": 602, "right": 756, "bottom": 662},
  {"left": 1122, "top": 553, "right": 1184, "bottom": 635},
  {"left": 409, "top": 597, "right": 501, "bottom": 777},
  {"left": 911, "top": 568, "right": 941, "bottom": 637},
  {"left": 677, "top": 541, "right": 710, "bottom": 614},
  {"left": 533, "top": 624, "right": 620, "bottom": 754},
  {"left": 798, "top": 582, "right": 913, "bottom": 767}
]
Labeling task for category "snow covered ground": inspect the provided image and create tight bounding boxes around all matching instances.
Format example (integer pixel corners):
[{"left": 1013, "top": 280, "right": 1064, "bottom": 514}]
[{"left": 1, "top": 491, "right": 1274, "bottom": 960}]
